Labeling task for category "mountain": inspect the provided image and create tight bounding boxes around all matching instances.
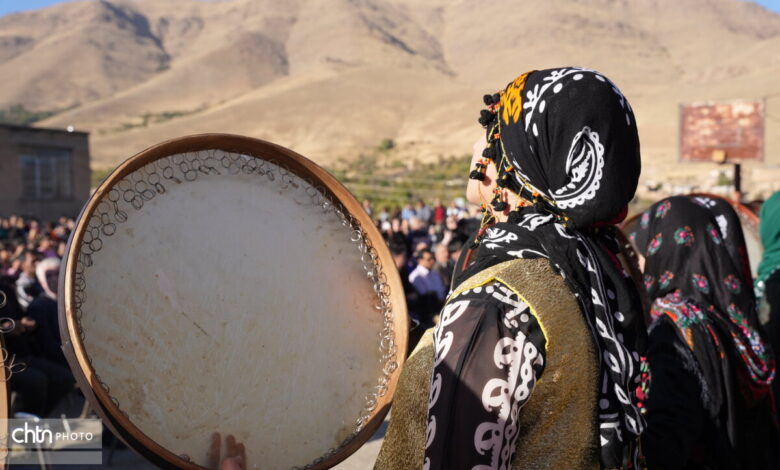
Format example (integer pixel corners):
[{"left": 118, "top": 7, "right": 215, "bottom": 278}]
[{"left": 2, "top": 0, "right": 779, "bottom": 195}]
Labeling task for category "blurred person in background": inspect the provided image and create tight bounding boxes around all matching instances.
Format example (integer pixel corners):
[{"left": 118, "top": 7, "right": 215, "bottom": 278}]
[
  {"left": 408, "top": 217, "right": 431, "bottom": 250},
  {"left": 446, "top": 200, "right": 460, "bottom": 218},
  {"left": 362, "top": 199, "right": 373, "bottom": 218},
  {"left": 415, "top": 199, "right": 432, "bottom": 224},
  {"left": 433, "top": 243, "right": 453, "bottom": 289},
  {"left": 408, "top": 249, "right": 446, "bottom": 324},
  {"left": 432, "top": 198, "right": 446, "bottom": 226},
  {"left": 27, "top": 257, "right": 67, "bottom": 366},
  {"left": 401, "top": 203, "right": 416, "bottom": 220},
  {"left": 8, "top": 215, "right": 26, "bottom": 242},
  {"left": 757, "top": 190, "right": 780, "bottom": 422},
  {"left": 633, "top": 196, "right": 777, "bottom": 470},
  {"left": 1, "top": 279, "right": 73, "bottom": 417},
  {"left": 37, "top": 237, "right": 58, "bottom": 259},
  {"left": 377, "top": 205, "right": 391, "bottom": 223},
  {"left": 15, "top": 250, "right": 41, "bottom": 309},
  {"left": 0, "top": 244, "right": 12, "bottom": 275},
  {"left": 0, "top": 218, "right": 9, "bottom": 239},
  {"left": 390, "top": 241, "right": 426, "bottom": 353}
]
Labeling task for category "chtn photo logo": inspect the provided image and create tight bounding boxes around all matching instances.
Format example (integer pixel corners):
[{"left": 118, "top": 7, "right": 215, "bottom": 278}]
[
  {"left": 1, "top": 418, "right": 103, "bottom": 465},
  {"left": 11, "top": 421, "right": 95, "bottom": 445}
]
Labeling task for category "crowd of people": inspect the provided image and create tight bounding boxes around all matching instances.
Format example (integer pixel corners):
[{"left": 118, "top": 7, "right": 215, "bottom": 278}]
[
  {"left": 364, "top": 198, "right": 481, "bottom": 333},
  {"left": 0, "top": 215, "right": 75, "bottom": 417}
]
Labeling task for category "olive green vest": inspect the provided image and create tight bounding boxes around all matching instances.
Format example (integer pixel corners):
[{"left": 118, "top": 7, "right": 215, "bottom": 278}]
[{"left": 374, "top": 258, "right": 600, "bottom": 470}]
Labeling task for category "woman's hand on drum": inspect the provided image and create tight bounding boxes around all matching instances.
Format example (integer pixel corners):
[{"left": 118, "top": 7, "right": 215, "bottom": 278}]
[{"left": 209, "top": 432, "right": 247, "bottom": 470}]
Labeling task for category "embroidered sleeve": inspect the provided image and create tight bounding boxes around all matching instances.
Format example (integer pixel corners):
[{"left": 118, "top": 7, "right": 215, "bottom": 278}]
[{"left": 424, "top": 281, "right": 547, "bottom": 470}]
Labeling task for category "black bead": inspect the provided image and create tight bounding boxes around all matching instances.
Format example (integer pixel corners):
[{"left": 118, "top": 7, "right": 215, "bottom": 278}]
[
  {"left": 493, "top": 200, "right": 508, "bottom": 211},
  {"left": 483, "top": 94, "right": 493, "bottom": 105},
  {"left": 492, "top": 93, "right": 501, "bottom": 104},
  {"left": 469, "top": 170, "right": 486, "bottom": 181}
]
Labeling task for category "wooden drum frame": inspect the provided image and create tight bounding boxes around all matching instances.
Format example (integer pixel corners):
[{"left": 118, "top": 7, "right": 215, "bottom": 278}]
[{"left": 58, "top": 134, "right": 408, "bottom": 470}]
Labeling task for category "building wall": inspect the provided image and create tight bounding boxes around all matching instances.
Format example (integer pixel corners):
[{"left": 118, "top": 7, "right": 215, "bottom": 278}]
[{"left": 0, "top": 125, "right": 90, "bottom": 221}]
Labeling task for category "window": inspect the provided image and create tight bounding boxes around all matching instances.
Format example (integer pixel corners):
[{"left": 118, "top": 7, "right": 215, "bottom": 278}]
[{"left": 19, "top": 146, "right": 73, "bottom": 200}]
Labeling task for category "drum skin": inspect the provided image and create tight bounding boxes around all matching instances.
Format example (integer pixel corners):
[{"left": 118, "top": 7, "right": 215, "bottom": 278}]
[{"left": 59, "top": 134, "right": 408, "bottom": 470}]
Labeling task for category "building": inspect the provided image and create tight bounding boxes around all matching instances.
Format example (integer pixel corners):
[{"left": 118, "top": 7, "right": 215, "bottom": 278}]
[{"left": 0, "top": 124, "right": 90, "bottom": 221}]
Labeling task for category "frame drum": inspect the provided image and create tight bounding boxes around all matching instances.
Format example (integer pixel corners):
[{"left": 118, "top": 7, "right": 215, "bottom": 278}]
[{"left": 59, "top": 134, "right": 408, "bottom": 469}]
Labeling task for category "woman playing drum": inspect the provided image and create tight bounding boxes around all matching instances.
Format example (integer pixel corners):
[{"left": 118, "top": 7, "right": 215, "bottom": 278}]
[{"left": 375, "top": 67, "right": 648, "bottom": 469}]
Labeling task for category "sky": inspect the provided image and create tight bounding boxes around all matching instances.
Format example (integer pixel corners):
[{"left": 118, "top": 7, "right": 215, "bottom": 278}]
[{"left": 0, "top": 0, "right": 779, "bottom": 17}]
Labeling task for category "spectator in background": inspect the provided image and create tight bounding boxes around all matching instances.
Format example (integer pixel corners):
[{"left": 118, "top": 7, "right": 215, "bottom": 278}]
[
  {"left": 390, "top": 241, "right": 427, "bottom": 353},
  {"left": 0, "top": 214, "right": 80, "bottom": 418},
  {"left": 400, "top": 203, "right": 416, "bottom": 221},
  {"left": 377, "top": 206, "right": 391, "bottom": 223},
  {"left": 408, "top": 217, "right": 431, "bottom": 251},
  {"left": 634, "top": 197, "right": 777, "bottom": 469},
  {"left": 1, "top": 246, "right": 23, "bottom": 280},
  {"left": 415, "top": 199, "right": 431, "bottom": 225},
  {"left": 757, "top": 190, "right": 780, "bottom": 422},
  {"left": 409, "top": 249, "right": 446, "bottom": 323},
  {"left": 433, "top": 243, "right": 453, "bottom": 289},
  {"left": 0, "top": 244, "right": 11, "bottom": 275},
  {"left": 448, "top": 237, "right": 466, "bottom": 265},
  {"left": 1, "top": 279, "right": 73, "bottom": 417},
  {"left": 446, "top": 200, "right": 460, "bottom": 218},
  {"left": 27, "top": 257, "right": 66, "bottom": 366},
  {"left": 37, "top": 238, "right": 58, "bottom": 259},
  {"left": 362, "top": 199, "right": 373, "bottom": 218},
  {"left": 15, "top": 250, "right": 40, "bottom": 309},
  {"left": 7, "top": 215, "right": 26, "bottom": 242},
  {"left": 432, "top": 198, "right": 446, "bottom": 226}
]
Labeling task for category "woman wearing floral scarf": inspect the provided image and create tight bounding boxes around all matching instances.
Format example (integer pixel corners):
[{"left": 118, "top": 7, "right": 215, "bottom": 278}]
[
  {"left": 375, "top": 67, "right": 647, "bottom": 470},
  {"left": 631, "top": 195, "right": 777, "bottom": 469}
]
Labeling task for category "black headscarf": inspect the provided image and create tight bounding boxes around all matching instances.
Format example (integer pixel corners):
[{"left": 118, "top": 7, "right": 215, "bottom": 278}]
[
  {"left": 459, "top": 67, "right": 648, "bottom": 468},
  {"left": 631, "top": 196, "right": 774, "bottom": 402}
]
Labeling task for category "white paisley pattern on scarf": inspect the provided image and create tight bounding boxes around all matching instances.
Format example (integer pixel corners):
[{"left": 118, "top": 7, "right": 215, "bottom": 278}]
[{"left": 552, "top": 126, "right": 605, "bottom": 209}]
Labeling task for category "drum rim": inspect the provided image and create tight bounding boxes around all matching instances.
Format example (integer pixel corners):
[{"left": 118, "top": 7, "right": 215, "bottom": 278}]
[{"left": 59, "top": 133, "right": 409, "bottom": 470}]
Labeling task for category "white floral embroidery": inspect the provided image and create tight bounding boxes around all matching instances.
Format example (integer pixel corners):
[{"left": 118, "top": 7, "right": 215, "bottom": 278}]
[
  {"left": 716, "top": 214, "right": 728, "bottom": 240},
  {"left": 693, "top": 197, "right": 717, "bottom": 208}
]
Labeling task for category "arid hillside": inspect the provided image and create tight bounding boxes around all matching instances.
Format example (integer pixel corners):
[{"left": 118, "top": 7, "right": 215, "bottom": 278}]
[{"left": 2, "top": 0, "right": 780, "bottom": 194}]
